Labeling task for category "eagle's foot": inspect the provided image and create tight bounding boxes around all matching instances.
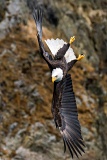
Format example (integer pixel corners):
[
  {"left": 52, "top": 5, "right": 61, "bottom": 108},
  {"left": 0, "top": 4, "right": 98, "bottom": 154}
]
[
  {"left": 77, "top": 54, "right": 85, "bottom": 61},
  {"left": 69, "top": 36, "right": 75, "bottom": 44}
]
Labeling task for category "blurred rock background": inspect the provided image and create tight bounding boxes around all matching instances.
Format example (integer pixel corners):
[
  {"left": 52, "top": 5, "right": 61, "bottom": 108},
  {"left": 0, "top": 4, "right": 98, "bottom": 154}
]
[{"left": 0, "top": 0, "right": 107, "bottom": 159}]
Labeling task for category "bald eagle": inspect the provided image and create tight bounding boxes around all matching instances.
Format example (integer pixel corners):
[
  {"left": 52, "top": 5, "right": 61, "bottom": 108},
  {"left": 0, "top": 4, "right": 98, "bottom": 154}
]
[{"left": 32, "top": 7, "right": 85, "bottom": 158}]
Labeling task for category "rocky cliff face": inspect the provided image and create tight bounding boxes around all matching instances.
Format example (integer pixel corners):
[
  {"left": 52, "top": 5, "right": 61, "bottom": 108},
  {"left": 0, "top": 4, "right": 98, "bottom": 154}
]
[{"left": 0, "top": 0, "right": 107, "bottom": 160}]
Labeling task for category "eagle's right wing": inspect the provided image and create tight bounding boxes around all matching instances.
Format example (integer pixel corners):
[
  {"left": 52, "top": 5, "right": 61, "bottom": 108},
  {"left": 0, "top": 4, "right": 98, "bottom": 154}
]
[{"left": 52, "top": 74, "right": 85, "bottom": 158}]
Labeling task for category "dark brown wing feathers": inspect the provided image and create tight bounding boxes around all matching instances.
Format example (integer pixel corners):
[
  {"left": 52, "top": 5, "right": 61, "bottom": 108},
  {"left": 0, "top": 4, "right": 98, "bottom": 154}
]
[{"left": 52, "top": 74, "right": 85, "bottom": 158}]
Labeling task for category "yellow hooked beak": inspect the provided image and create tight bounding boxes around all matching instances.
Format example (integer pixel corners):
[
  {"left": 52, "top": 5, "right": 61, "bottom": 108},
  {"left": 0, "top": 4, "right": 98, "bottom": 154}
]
[{"left": 52, "top": 77, "right": 57, "bottom": 83}]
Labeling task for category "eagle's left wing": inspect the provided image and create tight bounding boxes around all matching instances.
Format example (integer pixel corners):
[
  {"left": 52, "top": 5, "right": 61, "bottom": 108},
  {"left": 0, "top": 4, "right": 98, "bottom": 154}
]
[
  {"left": 32, "top": 7, "right": 53, "bottom": 71},
  {"left": 52, "top": 74, "right": 85, "bottom": 158},
  {"left": 33, "top": 6, "right": 43, "bottom": 39}
]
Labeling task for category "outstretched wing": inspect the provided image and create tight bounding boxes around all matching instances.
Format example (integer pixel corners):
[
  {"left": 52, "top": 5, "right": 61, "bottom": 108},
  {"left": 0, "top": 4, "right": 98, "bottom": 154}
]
[
  {"left": 27, "top": 0, "right": 43, "bottom": 38},
  {"left": 52, "top": 74, "right": 85, "bottom": 158},
  {"left": 32, "top": 7, "right": 53, "bottom": 71},
  {"left": 33, "top": 7, "right": 43, "bottom": 39}
]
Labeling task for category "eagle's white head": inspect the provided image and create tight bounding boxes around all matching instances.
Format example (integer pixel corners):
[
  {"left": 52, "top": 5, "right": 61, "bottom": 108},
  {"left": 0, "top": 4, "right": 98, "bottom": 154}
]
[{"left": 52, "top": 68, "right": 63, "bottom": 83}]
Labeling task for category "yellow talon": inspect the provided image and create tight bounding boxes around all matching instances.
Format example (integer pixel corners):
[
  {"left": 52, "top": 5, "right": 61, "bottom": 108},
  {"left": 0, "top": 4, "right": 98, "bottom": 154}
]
[
  {"left": 77, "top": 54, "right": 85, "bottom": 61},
  {"left": 69, "top": 36, "right": 75, "bottom": 44}
]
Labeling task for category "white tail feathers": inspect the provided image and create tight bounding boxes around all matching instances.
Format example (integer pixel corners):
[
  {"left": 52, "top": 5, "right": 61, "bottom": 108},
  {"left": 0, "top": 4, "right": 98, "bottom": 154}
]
[
  {"left": 45, "top": 38, "right": 66, "bottom": 56},
  {"left": 64, "top": 47, "right": 76, "bottom": 63},
  {"left": 45, "top": 38, "right": 76, "bottom": 63}
]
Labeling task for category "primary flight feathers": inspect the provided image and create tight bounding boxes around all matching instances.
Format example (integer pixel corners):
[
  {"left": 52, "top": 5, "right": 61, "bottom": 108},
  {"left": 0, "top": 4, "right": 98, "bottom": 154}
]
[{"left": 59, "top": 74, "right": 85, "bottom": 158}]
